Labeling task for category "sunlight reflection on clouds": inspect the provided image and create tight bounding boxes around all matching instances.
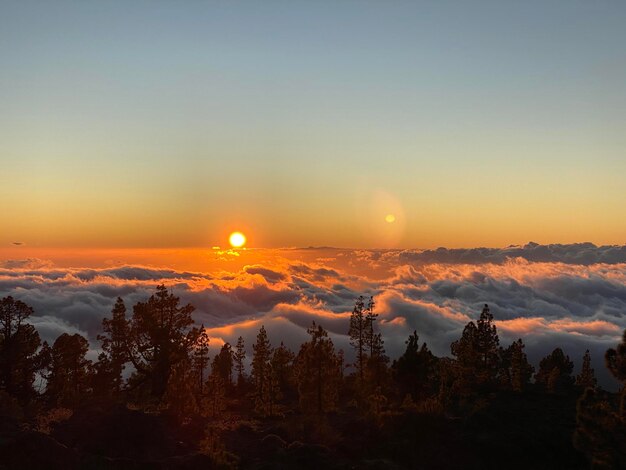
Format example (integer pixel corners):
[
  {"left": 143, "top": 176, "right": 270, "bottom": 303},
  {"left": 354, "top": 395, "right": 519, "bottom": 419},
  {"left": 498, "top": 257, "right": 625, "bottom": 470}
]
[{"left": 1, "top": 243, "right": 625, "bottom": 387}]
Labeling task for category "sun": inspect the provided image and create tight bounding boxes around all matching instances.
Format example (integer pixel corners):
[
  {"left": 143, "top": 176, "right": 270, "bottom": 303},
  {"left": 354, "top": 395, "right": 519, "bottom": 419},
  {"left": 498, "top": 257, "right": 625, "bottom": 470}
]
[
  {"left": 385, "top": 214, "right": 396, "bottom": 223},
  {"left": 229, "top": 232, "right": 246, "bottom": 248}
]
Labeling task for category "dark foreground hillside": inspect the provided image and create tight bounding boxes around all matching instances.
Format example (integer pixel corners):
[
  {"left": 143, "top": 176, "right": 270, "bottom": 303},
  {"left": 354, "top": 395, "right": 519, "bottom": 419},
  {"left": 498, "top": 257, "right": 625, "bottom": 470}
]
[{"left": 0, "top": 389, "right": 587, "bottom": 470}]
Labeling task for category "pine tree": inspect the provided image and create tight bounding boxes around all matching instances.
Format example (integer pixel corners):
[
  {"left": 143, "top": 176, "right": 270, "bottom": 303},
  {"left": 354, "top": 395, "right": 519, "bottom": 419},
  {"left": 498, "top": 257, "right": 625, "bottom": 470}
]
[
  {"left": 535, "top": 347, "right": 574, "bottom": 393},
  {"left": 366, "top": 332, "right": 389, "bottom": 390},
  {"left": 367, "top": 386, "right": 388, "bottom": 418},
  {"left": 96, "top": 297, "right": 129, "bottom": 395},
  {"left": 574, "top": 332, "right": 626, "bottom": 466},
  {"left": 164, "top": 355, "right": 198, "bottom": 416},
  {"left": 393, "top": 331, "right": 437, "bottom": 400},
  {"left": 498, "top": 338, "right": 534, "bottom": 392},
  {"left": 205, "top": 371, "right": 226, "bottom": 418},
  {"left": 576, "top": 349, "right": 597, "bottom": 390},
  {"left": 0, "top": 296, "right": 42, "bottom": 402},
  {"left": 365, "top": 296, "right": 377, "bottom": 358},
  {"left": 450, "top": 321, "right": 480, "bottom": 395},
  {"left": 271, "top": 342, "right": 295, "bottom": 403},
  {"left": 252, "top": 326, "right": 273, "bottom": 415},
  {"left": 46, "top": 333, "right": 92, "bottom": 407},
  {"left": 337, "top": 349, "right": 345, "bottom": 379},
  {"left": 605, "top": 330, "right": 626, "bottom": 416},
  {"left": 475, "top": 304, "right": 500, "bottom": 384},
  {"left": 212, "top": 343, "right": 234, "bottom": 387},
  {"left": 436, "top": 357, "right": 456, "bottom": 409},
  {"left": 266, "top": 362, "right": 281, "bottom": 417},
  {"left": 294, "top": 322, "right": 340, "bottom": 415},
  {"left": 574, "top": 387, "right": 626, "bottom": 467},
  {"left": 125, "top": 285, "right": 200, "bottom": 402},
  {"left": 192, "top": 327, "right": 210, "bottom": 396},
  {"left": 234, "top": 336, "right": 246, "bottom": 387},
  {"left": 348, "top": 296, "right": 368, "bottom": 382},
  {"left": 451, "top": 304, "right": 500, "bottom": 393}
]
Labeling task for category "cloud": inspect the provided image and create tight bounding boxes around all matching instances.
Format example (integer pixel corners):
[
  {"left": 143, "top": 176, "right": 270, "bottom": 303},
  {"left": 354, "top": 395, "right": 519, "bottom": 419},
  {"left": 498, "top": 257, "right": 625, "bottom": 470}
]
[
  {"left": 1, "top": 258, "right": 54, "bottom": 269},
  {"left": 243, "top": 265, "right": 286, "bottom": 282},
  {"left": 399, "top": 242, "right": 626, "bottom": 265},
  {"left": 28, "top": 315, "right": 89, "bottom": 346},
  {"left": 496, "top": 317, "right": 621, "bottom": 338},
  {"left": 1, "top": 243, "right": 625, "bottom": 388}
]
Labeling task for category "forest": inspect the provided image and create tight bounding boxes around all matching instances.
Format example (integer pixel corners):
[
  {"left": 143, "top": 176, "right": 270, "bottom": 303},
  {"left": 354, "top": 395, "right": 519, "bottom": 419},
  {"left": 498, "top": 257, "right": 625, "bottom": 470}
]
[{"left": 1, "top": 286, "right": 625, "bottom": 469}]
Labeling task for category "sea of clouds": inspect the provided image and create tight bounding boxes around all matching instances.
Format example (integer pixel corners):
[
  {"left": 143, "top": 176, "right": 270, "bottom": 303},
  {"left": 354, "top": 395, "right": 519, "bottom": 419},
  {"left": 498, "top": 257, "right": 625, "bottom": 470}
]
[{"left": 1, "top": 242, "right": 625, "bottom": 388}]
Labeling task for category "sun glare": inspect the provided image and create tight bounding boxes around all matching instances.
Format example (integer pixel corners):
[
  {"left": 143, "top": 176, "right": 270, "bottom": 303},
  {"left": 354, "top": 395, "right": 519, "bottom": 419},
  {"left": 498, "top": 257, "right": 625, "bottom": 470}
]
[
  {"left": 229, "top": 232, "right": 246, "bottom": 248},
  {"left": 385, "top": 214, "right": 396, "bottom": 223}
]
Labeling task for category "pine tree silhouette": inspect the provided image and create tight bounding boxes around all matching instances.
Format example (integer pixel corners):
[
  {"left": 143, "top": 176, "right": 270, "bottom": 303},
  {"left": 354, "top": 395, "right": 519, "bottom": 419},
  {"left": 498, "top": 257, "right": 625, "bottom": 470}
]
[
  {"left": 252, "top": 326, "right": 273, "bottom": 416},
  {"left": 606, "top": 330, "right": 626, "bottom": 416},
  {"left": 498, "top": 338, "right": 534, "bottom": 392},
  {"left": 271, "top": 342, "right": 295, "bottom": 404},
  {"left": 574, "top": 331, "right": 626, "bottom": 466},
  {"left": 348, "top": 296, "right": 368, "bottom": 382},
  {"left": 95, "top": 297, "right": 129, "bottom": 396},
  {"left": 234, "top": 336, "right": 246, "bottom": 389},
  {"left": 392, "top": 331, "right": 437, "bottom": 400},
  {"left": 535, "top": 348, "right": 574, "bottom": 393},
  {"left": 0, "top": 296, "right": 42, "bottom": 403},
  {"left": 192, "top": 327, "right": 211, "bottom": 397},
  {"left": 576, "top": 349, "right": 597, "bottom": 390},
  {"left": 365, "top": 296, "right": 377, "bottom": 358},
  {"left": 125, "top": 285, "right": 200, "bottom": 402},
  {"left": 45, "top": 333, "right": 91, "bottom": 407},
  {"left": 212, "top": 343, "right": 234, "bottom": 387},
  {"left": 475, "top": 304, "right": 500, "bottom": 385},
  {"left": 295, "top": 322, "right": 340, "bottom": 415}
]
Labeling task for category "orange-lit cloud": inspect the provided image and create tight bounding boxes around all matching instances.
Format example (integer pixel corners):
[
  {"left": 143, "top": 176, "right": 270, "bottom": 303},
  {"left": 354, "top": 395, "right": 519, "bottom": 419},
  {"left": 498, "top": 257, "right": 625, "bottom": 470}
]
[
  {"left": 1, "top": 243, "right": 625, "bottom": 386},
  {"left": 496, "top": 317, "right": 621, "bottom": 338}
]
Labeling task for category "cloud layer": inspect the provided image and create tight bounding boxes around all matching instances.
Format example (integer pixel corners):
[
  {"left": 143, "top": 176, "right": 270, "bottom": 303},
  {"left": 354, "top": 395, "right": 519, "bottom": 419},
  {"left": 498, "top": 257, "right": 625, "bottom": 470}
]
[
  {"left": 1, "top": 243, "right": 625, "bottom": 388},
  {"left": 399, "top": 242, "right": 626, "bottom": 265}
]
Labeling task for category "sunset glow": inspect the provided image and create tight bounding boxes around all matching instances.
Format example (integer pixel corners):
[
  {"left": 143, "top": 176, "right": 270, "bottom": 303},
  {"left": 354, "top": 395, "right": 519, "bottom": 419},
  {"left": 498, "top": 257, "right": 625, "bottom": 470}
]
[{"left": 1, "top": 4, "right": 625, "bottom": 250}]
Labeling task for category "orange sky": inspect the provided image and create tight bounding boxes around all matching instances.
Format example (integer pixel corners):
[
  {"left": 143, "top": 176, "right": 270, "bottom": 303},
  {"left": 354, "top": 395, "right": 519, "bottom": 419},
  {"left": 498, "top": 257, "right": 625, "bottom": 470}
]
[{"left": 0, "top": 245, "right": 395, "bottom": 280}]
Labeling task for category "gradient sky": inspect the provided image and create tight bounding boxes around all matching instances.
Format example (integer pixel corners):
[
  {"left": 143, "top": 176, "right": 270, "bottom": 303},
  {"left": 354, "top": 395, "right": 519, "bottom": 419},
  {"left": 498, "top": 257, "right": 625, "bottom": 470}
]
[{"left": 1, "top": 1, "right": 625, "bottom": 249}]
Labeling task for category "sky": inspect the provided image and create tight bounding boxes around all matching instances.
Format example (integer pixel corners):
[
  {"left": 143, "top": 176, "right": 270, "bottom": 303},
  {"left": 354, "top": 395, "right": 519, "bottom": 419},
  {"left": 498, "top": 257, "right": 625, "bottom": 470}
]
[{"left": 1, "top": 1, "right": 625, "bottom": 249}]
